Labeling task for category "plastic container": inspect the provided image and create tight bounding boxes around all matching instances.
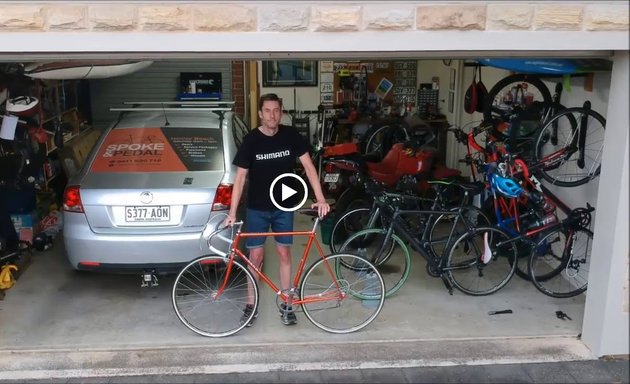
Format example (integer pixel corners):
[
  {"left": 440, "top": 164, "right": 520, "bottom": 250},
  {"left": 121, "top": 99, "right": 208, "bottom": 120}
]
[{"left": 319, "top": 216, "right": 335, "bottom": 246}]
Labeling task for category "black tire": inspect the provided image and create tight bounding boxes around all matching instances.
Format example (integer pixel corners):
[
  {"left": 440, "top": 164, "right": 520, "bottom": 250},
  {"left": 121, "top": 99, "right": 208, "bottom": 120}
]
[
  {"left": 533, "top": 107, "right": 606, "bottom": 187},
  {"left": 445, "top": 226, "right": 517, "bottom": 296},
  {"left": 528, "top": 227, "right": 592, "bottom": 298},
  {"left": 329, "top": 207, "right": 375, "bottom": 254},
  {"left": 360, "top": 119, "right": 410, "bottom": 160},
  {"left": 333, "top": 187, "right": 370, "bottom": 216},
  {"left": 483, "top": 74, "right": 553, "bottom": 124}
]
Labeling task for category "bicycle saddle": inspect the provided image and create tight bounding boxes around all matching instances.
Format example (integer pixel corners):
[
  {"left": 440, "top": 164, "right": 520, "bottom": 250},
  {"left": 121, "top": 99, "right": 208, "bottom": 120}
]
[{"left": 456, "top": 181, "right": 485, "bottom": 196}]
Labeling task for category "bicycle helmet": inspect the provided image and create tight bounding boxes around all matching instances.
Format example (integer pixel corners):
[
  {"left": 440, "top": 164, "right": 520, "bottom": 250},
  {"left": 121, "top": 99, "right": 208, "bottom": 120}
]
[{"left": 490, "top": 173, "right": 523, "bottom": 198}]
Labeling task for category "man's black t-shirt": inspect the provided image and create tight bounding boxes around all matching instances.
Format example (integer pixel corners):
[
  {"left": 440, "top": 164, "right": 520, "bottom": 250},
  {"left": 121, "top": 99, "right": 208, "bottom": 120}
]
[{"left": 233, "top": 125, "right": 310, "bottom": 210}]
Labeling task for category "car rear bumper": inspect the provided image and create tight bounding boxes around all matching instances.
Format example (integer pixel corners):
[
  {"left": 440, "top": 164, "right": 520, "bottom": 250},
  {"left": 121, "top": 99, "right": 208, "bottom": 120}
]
[{"left": 63, "top": 214, "right": 225, "bottom": 272}]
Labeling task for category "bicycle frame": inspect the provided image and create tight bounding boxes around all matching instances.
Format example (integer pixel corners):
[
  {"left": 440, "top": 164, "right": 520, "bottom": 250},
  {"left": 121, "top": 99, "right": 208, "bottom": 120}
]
[
  {"left": 373, "top": 191, "right": 479, "bottom": 274},
  {"left": 212, "top": 218, "right": 344, "bottom": 306}
]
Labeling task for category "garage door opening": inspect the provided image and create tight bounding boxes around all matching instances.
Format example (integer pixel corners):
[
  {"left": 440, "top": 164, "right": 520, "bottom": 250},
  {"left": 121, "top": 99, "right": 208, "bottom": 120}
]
[{"left": 0, "top": 54, "right": 614, "bottom": 358}]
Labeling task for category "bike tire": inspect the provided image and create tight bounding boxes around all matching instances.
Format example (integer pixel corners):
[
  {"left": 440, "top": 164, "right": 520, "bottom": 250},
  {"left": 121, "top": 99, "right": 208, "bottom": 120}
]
[
  {"left": 446, "top": 226, "right": 517, "bottom": 296},
  {"left": 300, "top": 254, "right": 385, "bottom": 334},
  {"left": 172, "top": 256, "right": 258, "bottom": 337},
  {"left": 483, "top": 74, "right": 553, "bottom": 125},
  {"left": 533, "top": 107, "right": 606, "bottom": 187},
  {"left": 338, "top": 228, "right": 411, "bottom": 297},
  {"left": 528, "top": 227, "right": 592, "bottom": 298},
  {"left": 361, "top": 119, "right": 410, "bottom": 159}
]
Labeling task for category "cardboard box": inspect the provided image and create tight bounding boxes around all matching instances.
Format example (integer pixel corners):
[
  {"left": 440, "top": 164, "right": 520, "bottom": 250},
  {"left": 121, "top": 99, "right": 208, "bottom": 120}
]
[
  {"left": 10, "top": 212, "right": 39, "bottom": 244},
  {"left": 58, "top": 128, "right": 102, "bottom": 178}
]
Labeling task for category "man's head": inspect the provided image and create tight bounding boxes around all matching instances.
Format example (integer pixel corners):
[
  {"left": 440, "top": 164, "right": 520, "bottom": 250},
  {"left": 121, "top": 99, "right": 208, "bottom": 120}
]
[{"left": 258, "top": 93, "right": 283, "bottom": 130}]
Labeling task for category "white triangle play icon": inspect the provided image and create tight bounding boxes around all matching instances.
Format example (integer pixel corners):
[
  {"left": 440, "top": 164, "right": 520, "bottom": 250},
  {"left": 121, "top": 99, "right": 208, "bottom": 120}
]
[{"left": 281, "top": 183, "right": 297, "bottom": 201}]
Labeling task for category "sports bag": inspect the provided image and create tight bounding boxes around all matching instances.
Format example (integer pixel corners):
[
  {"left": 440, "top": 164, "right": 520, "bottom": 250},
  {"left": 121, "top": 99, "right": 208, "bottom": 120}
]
[
  {"left": 475, "top": 65, "right": 489, "bottom": 113},
  {"left": 464, "top": 67, "right": 478, "bottom": 114}
]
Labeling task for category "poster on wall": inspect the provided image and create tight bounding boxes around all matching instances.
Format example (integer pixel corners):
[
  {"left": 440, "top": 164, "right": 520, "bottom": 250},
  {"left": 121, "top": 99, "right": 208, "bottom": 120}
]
[
  {"left": 90, "top": 127, "right": 222, "bottom": 173},
  {"left": 320, "top": 61, "right": 334, "bottom": 72}
]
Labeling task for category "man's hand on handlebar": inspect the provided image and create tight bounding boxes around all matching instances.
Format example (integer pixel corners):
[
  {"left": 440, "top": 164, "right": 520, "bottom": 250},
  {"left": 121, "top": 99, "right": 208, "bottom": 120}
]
[
  {"left": 311, "top": 200, "right": 330, "bottom": 219},
  {"left": 223, "top": 214, "right": 237, "bottom": 227}
]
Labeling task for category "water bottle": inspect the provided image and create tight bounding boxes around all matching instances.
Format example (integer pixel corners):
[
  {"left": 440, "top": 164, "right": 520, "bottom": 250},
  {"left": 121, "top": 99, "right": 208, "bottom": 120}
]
[{"left": 362, "top": 270, "right": 380, "bottom": 308}]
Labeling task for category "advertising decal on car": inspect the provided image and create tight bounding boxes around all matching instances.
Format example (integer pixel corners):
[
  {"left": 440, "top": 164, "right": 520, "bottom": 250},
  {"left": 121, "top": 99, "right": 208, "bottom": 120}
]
[{"left": 91, "top": 127, "right": 222, "bottom": 172}]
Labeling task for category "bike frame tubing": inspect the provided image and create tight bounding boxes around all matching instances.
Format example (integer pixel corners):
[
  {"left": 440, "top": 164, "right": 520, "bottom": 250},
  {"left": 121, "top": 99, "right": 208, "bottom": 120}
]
[{"left": 215, "top": 230, "right": 342, "bottom": 306}]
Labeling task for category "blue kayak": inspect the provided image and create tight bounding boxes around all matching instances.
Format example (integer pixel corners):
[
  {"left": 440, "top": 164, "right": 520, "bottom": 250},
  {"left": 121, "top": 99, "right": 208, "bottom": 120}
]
[{"left": 479, "top": 58, "right": 612, "bottom": 74}]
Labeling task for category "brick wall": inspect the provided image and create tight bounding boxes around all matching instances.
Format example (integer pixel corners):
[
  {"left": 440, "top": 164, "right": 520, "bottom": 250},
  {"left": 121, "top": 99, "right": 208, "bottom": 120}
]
[{"left": 231, "top": 61, "right": 245, "bottom": 117}]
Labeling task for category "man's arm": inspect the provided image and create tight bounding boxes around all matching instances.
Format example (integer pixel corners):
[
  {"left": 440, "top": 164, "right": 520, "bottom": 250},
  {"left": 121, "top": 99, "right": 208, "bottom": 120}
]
[
  {"left": 299, "top": 152, "right": 330, "bottom": 218},
  {"left": 224, "top": 166, "right": 248, "bottom": 226}
]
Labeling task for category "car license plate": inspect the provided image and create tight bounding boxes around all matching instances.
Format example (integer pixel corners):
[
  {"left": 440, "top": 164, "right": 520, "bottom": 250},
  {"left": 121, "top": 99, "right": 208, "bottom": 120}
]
[
  {"left": 324, "top": 173, "right": 340, "bottom": 183},
  {"left": 125, "top": 206, "right": 170, "bottom": 222}
]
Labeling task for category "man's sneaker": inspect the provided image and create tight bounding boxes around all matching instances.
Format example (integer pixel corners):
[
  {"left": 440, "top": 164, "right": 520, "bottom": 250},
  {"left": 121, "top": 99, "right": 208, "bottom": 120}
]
[
  {"left": 240, "top": 304, "right": 258, "bottom": 327},
  {"left": 280, "top": 303, "right": 297, "bottom": 326}
]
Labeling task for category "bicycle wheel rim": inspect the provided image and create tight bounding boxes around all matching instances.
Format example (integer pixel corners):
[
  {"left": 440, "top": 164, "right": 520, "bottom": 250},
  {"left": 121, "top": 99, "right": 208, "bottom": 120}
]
[
  {"left": 329, "top": 207, "right": 373, "bottom": 253},
  {"left": 300, "top": 254, "right": 384, "bottom": 334},
  {"left": 483, "top": 74, "right": 552, "bottom": 129},
  {"left": 528, "top": 228, "right": 591, "bottom": 298},
  {"left": 535, "top": 107, "right": 605, "bottom": 187},
  {"left": 446, "top": 227, "right": 517, "bottom": 296},
  {"left": 338, "top": 228, "right": 410, "bottom": 297},
  {"left": 172, "top": 256, "right": 257, "bottom": 337}
]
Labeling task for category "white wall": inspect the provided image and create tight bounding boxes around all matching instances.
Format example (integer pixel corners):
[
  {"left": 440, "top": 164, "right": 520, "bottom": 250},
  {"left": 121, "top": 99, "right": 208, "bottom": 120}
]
[{"left": 582, "top": 51, "right": 629, "bottom": 357}]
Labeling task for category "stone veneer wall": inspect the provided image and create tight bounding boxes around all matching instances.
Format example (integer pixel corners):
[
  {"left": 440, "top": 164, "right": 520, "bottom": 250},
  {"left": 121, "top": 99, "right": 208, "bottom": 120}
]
[{"left": 0, "top": 2, "right": 627, "bottom": 33}]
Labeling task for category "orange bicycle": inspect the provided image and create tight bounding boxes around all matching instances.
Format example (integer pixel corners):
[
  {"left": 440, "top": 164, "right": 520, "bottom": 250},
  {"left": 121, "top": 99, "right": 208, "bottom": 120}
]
[{"left": 172, "top": 209, "right": 385, "bottom": 337}]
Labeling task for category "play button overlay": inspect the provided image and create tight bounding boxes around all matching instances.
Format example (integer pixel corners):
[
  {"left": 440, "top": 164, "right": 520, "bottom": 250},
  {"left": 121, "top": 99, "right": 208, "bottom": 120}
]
[{"left": 270, "top": 173, "right": 308, "bottom": 212}]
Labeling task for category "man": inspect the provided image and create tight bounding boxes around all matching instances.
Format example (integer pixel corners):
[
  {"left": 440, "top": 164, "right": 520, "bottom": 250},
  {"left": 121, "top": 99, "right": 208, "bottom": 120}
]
[{"left": 224, "top": 93, "right": 330, "bottom": 327}]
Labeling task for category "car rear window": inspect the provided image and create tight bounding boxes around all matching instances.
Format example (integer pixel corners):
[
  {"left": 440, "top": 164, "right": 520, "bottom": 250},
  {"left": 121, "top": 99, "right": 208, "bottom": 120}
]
[{"left": 90, "top": 126, "right": 224, "bottom": 173}]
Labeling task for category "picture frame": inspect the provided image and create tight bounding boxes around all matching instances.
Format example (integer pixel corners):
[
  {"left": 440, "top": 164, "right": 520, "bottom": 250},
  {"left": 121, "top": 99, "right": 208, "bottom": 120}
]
[{"left": 262, "top": 60, "right": 318, "bottom": 87}]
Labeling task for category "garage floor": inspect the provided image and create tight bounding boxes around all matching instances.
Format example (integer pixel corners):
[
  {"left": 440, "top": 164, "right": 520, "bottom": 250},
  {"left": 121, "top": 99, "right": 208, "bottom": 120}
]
[{"left": 0, "top": 214, "right": 590, "bottom": 378}]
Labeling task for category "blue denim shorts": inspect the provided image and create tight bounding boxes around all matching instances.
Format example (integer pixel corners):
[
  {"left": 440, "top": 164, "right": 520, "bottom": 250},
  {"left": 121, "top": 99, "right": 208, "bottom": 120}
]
[{"left": 245, "top": 209, "right": 294, "bottom": 248}]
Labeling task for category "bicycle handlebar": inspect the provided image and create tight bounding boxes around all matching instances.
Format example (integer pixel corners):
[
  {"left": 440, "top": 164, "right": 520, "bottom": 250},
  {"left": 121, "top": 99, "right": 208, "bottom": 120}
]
[{"left": 205, "top": 221, "right": 243, "bottom": 257}]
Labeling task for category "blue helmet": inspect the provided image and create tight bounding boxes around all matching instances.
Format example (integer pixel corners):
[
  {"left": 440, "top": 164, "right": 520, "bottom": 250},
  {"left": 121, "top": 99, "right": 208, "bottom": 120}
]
[{"left": 491, "top": 174, "right": 523, "bottom": 198}]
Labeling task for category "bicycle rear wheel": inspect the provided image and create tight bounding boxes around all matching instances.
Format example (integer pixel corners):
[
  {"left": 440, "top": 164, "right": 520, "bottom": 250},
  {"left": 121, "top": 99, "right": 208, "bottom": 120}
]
[
  {"left": 338, "top": 228, "right": 411, "bottom": 297},
  {"left": 300, "top": 254, "right": 385, "bottom": 334},
  {"left": 528, "top": 227, "right": 592, "bottom": 298},
  {"left": 446, "top": 227, "right": 517, "bottom": 296},
  {"left": 534, "top": 107, "right": 605, "bottom": 187},
  {"left": 172, "top": 256, "right": 258, "bottom": 337}
]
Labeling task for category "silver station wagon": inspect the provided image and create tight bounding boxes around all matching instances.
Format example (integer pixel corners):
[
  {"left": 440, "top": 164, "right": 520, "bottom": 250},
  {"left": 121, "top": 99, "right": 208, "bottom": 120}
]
[{"left": 62, "top": 101, "right": 248, "bottom": 275}]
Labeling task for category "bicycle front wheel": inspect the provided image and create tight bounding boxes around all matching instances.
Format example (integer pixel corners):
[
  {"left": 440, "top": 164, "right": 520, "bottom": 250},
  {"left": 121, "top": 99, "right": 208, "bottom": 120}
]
[
  {"left": 172, "top": 256, "right": 258, "bottom": 337},
  {"left": 446, "top": 227, "right": 517, "bottom": 296},
  {"left": 338, "top": 228, "right": 411, "bottom": 297},
  {"left": 528, "top": 227, "right": 592, "bottom": 298},
  {"left": 534, "top": 107, "right": 605, "bottom": 187},
  {"left": 300, "top": 254, "right": 385, "bottom": 334}
]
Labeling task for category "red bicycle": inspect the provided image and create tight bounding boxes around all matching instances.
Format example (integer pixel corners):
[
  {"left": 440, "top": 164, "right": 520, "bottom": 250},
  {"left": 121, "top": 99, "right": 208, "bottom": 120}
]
[{"left": 171, "top": 210, "right": 385, "bottom": 337}]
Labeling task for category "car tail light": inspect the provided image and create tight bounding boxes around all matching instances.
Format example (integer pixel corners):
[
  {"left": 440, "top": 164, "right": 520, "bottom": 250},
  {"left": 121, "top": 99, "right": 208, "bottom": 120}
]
[
  {"left": 63, "top": 185, "right": 84, "bottom": 213},
  {"left": 324, "top": 162, "right": 336, "bottom": 173},
  {"left": 212, "top": 183, "right": 233, "bottom": 211}
]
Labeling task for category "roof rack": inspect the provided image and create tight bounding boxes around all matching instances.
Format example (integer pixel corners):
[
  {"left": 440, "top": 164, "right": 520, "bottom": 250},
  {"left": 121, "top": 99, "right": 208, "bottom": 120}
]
[
  {"left": 110, "top": 107, "right": 232, "bottom": 112},
  {"left": 123, "top": 101, "right": 235, "bottom": 106},
  {"left": 110, "top": 100, "right": 235, "bottom": 113}
]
